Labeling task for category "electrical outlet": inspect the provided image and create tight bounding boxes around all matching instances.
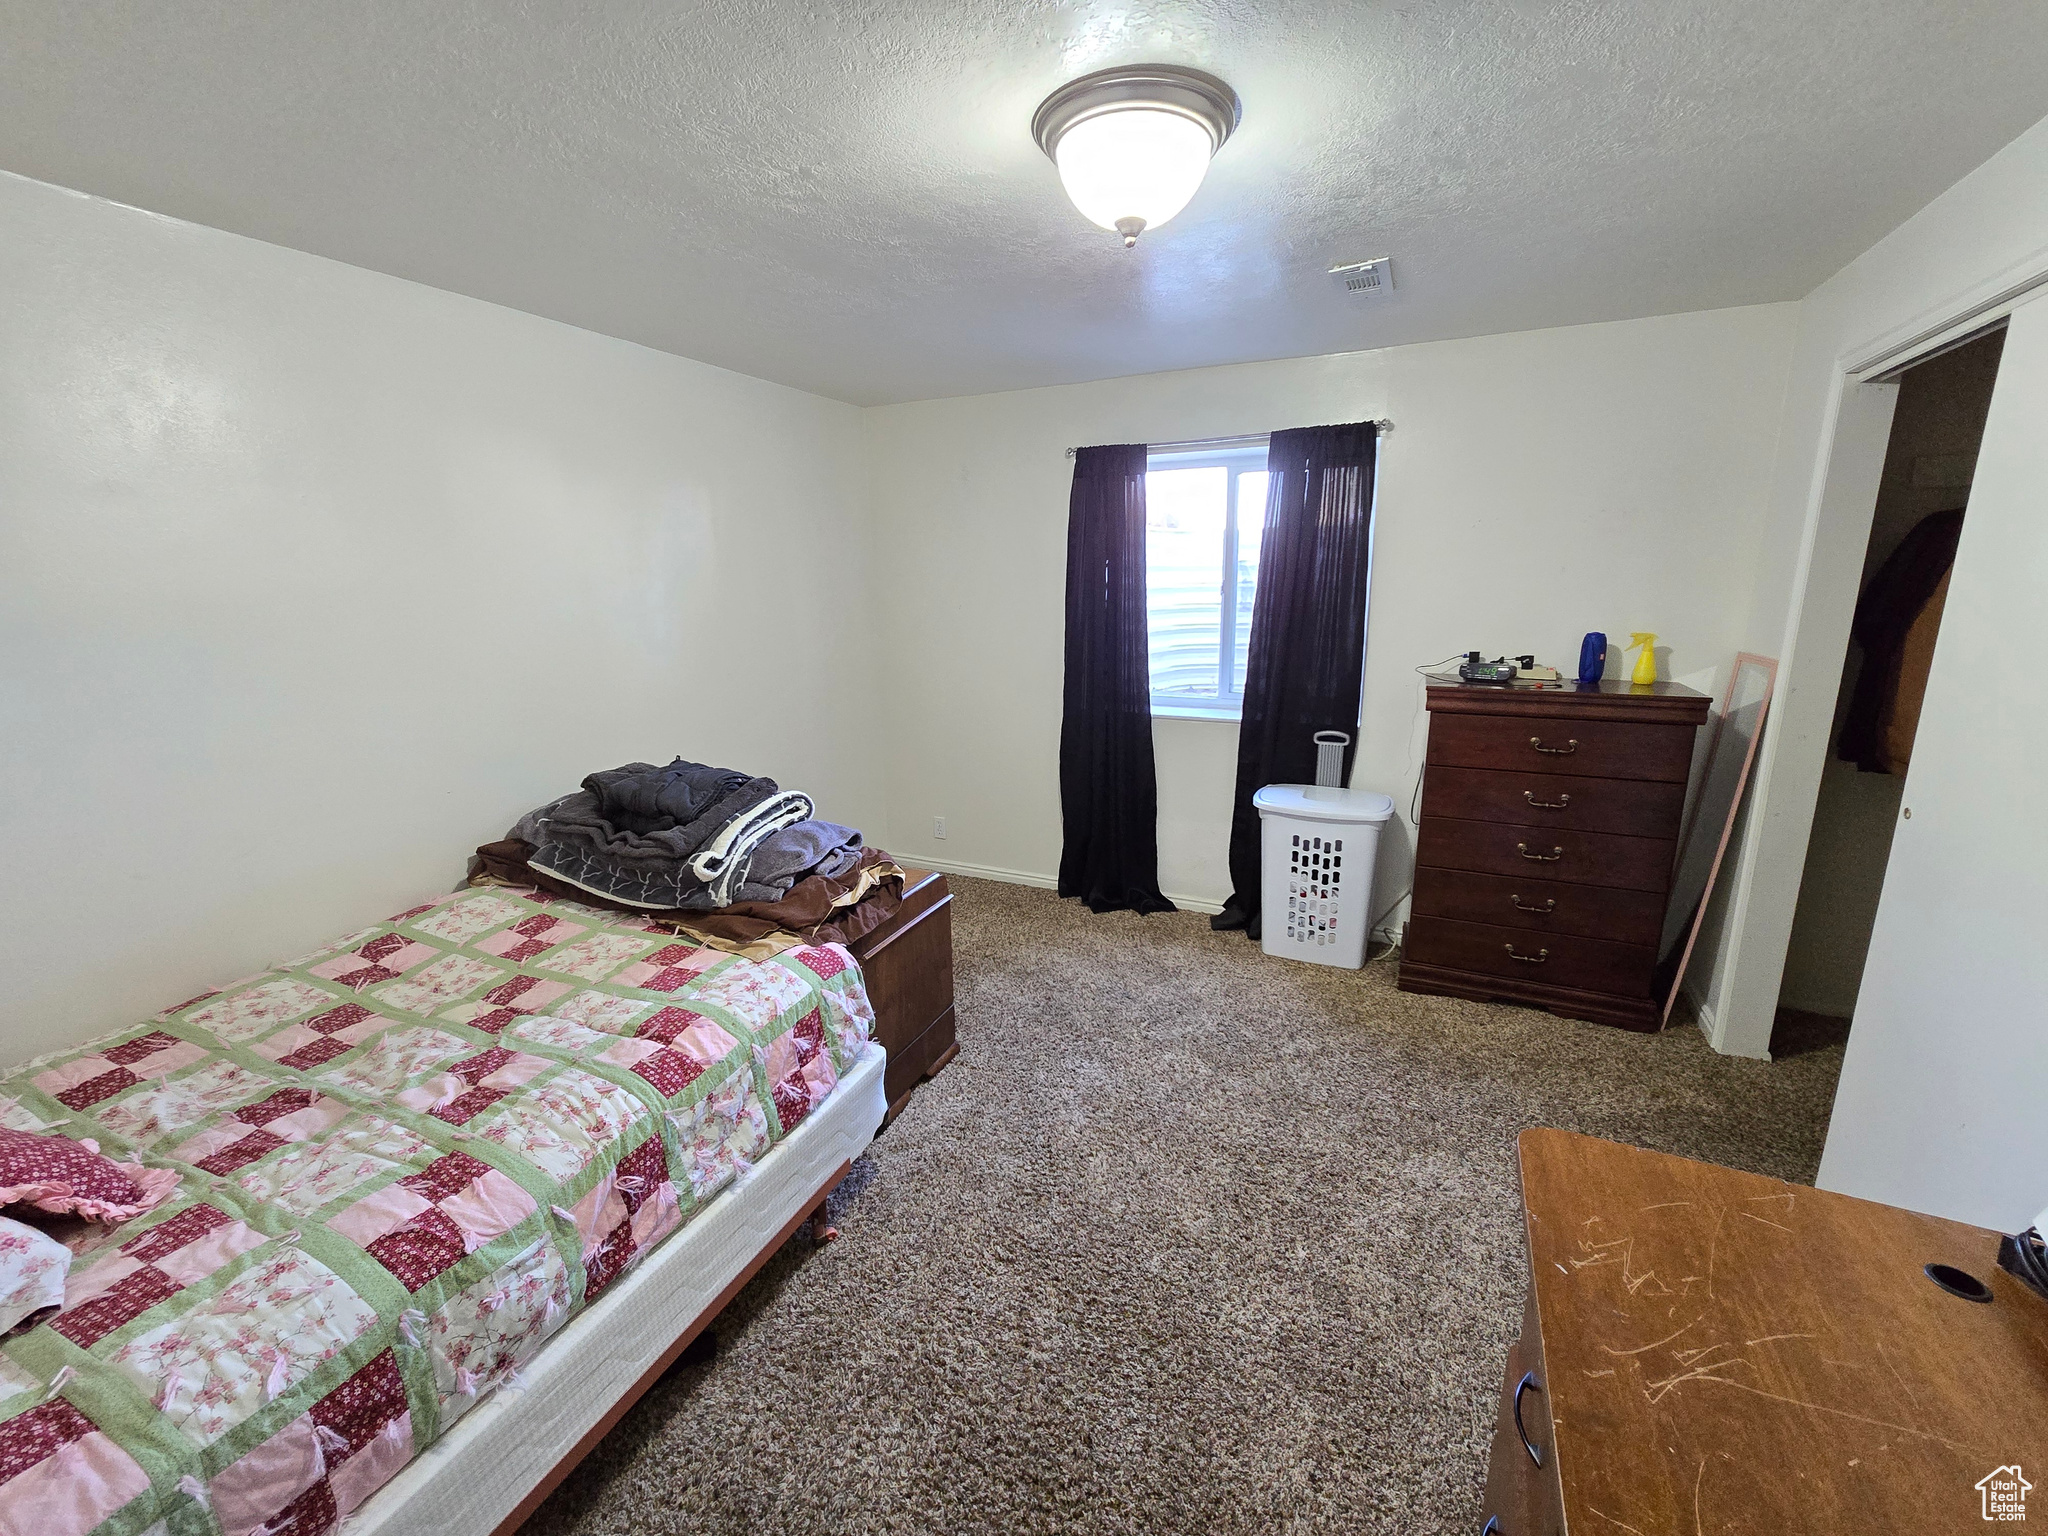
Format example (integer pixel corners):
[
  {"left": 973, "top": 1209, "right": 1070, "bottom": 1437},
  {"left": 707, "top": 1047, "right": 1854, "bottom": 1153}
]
[{"left": 933, "top": 816, "right": 947, "bottom": 839}]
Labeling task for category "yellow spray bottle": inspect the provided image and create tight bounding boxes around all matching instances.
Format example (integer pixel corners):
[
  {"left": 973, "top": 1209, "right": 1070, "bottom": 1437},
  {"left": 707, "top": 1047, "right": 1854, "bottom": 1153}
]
[{"left": 1626, "top": 632, "right": 1658, "bottom": 685}]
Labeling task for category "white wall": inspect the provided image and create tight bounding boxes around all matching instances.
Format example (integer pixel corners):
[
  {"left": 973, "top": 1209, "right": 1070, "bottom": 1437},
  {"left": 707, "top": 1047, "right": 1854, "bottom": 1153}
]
[
  {"left": 864, "top": 306, "right": 1798, "bottom": 926},
  {"left": 0, "top": 172, "right": 881, "bottom": 1065},
  {"left": 1698, "top": 113, "right": 2048, "bottom": 1062}
]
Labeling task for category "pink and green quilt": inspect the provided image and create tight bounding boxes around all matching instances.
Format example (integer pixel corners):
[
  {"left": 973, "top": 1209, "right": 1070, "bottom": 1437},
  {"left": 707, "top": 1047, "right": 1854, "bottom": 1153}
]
[{"left": 0, "top": 884, "right": 875, "bottom": 1536}]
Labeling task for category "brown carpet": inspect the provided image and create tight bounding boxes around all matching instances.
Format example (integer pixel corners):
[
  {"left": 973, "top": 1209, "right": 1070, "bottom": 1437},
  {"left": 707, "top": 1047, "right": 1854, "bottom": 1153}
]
[{"left": 527, "top": 876, "right": 1844, "bottom": 1535}]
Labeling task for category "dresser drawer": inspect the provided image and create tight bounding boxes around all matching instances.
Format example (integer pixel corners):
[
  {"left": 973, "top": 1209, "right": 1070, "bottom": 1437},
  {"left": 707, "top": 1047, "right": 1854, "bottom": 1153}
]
[
  {"left": 1411, "top": 866, "right": 1663, "bottom": 947},
  {"left": 1427, "top": 713, "right": 1696, "bottom": 783},
  {"left": 1487, "top": 1287, "right": 1564, "bottom": 1536},
  {"left": 1482, "top": 1338, "right": 1536, "bottom": 1536},
  {"left": 1421, "top": 766, "right": 1684, "bottom": 839},
  {"left": 1405, "top": 915, "right": 1656, "bottom": 997},
  {"left": 1416, "top": 817, "right": 1674, "bottom": 894}
]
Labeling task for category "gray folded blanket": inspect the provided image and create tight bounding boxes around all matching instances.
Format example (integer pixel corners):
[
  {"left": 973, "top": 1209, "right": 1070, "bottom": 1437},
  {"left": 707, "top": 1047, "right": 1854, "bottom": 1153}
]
[
  {"left": 729, "top": 820, "right": 865, "bottom": 903},
  {"left": 507, "top": 792, "right": 578, "bottom": 849},
  {"left": 504, "top": 762, "right": 862, "bottom": 912},
  {"left": 685, "top": 790, "right": 817, "bottom": 904},
  {"left": 529, "top": 840, "right": 720, "bottom": 910},
  {"left": 584, "top": 759, "right": 749, "bottom": 835},
  {"left": 524, "top": 775, "right": 816, "bottom": 909},
  {"left": 538, "top": 777, "right": 780, "bottom": 867}
]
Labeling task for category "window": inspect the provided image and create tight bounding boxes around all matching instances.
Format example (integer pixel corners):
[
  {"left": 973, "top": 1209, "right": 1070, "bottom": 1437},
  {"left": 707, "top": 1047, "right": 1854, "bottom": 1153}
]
[{"left": 1145, "top": 442, "right": 1269, "bottom": 718}]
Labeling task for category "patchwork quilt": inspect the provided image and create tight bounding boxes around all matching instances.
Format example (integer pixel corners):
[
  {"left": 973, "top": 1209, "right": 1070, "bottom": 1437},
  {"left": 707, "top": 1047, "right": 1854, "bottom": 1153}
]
[{"left": 0, "top": 884, "right": 875, "bottom": 1536}]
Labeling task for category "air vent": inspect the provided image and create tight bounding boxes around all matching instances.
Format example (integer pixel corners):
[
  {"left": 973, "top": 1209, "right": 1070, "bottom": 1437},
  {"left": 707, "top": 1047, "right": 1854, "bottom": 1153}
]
[{"left": 1329, "top": 257, "right": 1394, "bottom": 299}]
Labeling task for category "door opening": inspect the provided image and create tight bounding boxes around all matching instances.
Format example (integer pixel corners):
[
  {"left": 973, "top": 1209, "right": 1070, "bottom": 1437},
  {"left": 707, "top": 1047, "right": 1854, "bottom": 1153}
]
[{"left": 1773, "top": 325, "right": 2006, "bottom": 1055}]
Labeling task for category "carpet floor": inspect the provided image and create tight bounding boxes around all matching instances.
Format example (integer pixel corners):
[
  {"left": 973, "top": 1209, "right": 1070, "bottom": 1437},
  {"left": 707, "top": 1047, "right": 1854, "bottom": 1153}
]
[{"left": 527, "top": 876, "right": 1846, "bottom": 1536}]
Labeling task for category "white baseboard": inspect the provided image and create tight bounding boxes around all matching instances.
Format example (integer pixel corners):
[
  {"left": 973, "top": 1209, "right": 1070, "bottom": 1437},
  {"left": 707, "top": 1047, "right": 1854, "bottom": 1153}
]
[
  {"left": 909, "top": 855, "right": 1225, "bottom": 915},
  {"left": 910, "top": 855, "right": 1055, "bottom": 890}
]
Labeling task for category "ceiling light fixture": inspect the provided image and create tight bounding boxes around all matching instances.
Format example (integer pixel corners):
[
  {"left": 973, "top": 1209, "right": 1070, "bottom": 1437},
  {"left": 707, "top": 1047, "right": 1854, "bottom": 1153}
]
[{"left": 1032, "top": 64, "right": 1241, "bottom": 248}]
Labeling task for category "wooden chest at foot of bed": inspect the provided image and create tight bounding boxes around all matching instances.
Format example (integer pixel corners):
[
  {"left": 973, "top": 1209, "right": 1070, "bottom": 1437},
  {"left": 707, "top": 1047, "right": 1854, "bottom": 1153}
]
[
  {"left": 1397, "top": 678, "right": 1709, "bottom": 1031},
  {"left": 850, "top": 868, "right": 958, "bottom": 1121}
]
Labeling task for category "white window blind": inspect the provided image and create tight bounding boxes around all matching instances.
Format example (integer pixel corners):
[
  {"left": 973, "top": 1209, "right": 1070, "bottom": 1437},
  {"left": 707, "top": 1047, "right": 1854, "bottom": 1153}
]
[{"left": 1145, "top": 442, "right": 1269, "bottom": 718}]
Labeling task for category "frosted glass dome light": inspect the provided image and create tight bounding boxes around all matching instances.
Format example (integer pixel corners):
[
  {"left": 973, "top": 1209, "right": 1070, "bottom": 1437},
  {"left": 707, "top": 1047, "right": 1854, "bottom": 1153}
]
[
  {"left": 1033, "top": 66, "right": 1241, "bottom": 248},
  {"left": 1055, "top": 109, "right": 1216, "bottom": 242}
]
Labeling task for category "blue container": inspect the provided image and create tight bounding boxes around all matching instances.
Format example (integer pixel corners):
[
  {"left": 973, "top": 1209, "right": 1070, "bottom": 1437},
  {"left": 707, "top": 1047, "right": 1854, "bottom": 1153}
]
[{"left": 1578, "top": 632, "right": 1608, "bottom": 684}]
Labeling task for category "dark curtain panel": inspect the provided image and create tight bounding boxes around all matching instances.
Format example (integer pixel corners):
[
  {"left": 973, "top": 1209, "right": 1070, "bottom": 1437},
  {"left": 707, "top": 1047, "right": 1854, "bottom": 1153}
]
[
  {"left": 1214, "top": 421, "right": 1380, "bottom": 936},
  {"left": 1058, "top": 444, "right": 1175, "bottom": 915}
]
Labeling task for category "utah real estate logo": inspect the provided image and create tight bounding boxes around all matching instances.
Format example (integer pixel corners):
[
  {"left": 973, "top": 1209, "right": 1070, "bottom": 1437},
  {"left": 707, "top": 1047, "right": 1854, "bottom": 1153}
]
[{"left": 1978, "top": 1465, "right": 2031, "bottom": 1522}]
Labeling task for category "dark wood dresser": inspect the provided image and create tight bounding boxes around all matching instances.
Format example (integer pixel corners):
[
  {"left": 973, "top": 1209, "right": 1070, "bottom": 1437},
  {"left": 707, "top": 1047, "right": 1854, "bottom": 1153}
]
[
  {"left": 1398, "top": 677, "right": 1709, "bottom": 1029},
  {"left": 1487, "top": 1129, "right": 2048, "bottom": 1535}
]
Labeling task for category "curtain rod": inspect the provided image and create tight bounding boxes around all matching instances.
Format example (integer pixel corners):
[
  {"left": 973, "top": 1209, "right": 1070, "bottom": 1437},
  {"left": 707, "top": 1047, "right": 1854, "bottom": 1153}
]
[{"left": 1064, "top": 420, "right": 1392, "bottom": 458}]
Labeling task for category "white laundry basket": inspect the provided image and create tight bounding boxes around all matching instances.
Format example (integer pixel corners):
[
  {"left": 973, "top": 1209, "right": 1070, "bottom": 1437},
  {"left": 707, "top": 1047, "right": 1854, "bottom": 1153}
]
[{"left": 1253, "top": 784, "right": 1396, "bottom": 969}]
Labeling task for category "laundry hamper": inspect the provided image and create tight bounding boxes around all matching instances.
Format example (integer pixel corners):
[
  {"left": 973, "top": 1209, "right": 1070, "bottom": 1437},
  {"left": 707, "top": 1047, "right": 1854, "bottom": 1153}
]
[{"left": 1253, "top": 784, "right": 1395, "bottom": 969}]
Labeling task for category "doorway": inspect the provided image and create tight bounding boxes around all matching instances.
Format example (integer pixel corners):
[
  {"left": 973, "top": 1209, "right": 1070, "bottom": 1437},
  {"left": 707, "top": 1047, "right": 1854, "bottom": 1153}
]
[{"left": 1772, "top": 325, "right": 2006, "bottom": 1055}]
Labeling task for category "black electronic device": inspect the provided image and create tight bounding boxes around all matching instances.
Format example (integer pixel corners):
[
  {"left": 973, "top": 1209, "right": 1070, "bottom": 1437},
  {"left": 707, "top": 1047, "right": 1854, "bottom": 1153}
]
[
  {"left": 1457, "top": 651, "right": 1520, "bottom": 684},
  {"left": 1998, "top": 1221, "right": 2048, "bottom": 1303}
]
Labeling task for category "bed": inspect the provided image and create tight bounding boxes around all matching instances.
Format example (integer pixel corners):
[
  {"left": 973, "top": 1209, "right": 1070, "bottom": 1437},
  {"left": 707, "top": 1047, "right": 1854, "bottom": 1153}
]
[{"left": 0, "top": 881, "right": 885, "bottom": 1536}]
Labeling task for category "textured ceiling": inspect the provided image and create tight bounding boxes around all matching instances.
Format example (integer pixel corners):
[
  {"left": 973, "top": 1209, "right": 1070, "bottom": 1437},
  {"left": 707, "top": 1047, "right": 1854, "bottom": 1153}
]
[{"left": 4, "top": 2, "right": 2047, "bottom": 405}]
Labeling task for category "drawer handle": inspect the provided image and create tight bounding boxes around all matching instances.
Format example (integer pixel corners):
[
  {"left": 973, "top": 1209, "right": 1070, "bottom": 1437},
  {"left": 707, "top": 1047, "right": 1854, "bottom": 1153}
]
[
  {"left": 1528, "top": 736, "right": 1578, "bottom": 755},
  {"left": 1509, "top": 894, "right": 1556, "bottom": 913},
  {"left": 1516, "top": 843, "right": 1564, "bottom": 862},
  {"left": 1523, "top": 790, "right": 1571, "bottom": 810},
  {"left": 1504, "top": 944, "right": 1549, "bottom": 964},
  {"left": 1513, "top": 1371, "right": 1545, "bottom": 1466}
]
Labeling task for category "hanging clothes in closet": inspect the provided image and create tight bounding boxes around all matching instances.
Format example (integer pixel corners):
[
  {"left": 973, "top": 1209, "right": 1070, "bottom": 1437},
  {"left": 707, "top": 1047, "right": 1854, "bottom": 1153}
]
[{"left": 1838, "top": 507, "right": 1964, "bottom": 775}]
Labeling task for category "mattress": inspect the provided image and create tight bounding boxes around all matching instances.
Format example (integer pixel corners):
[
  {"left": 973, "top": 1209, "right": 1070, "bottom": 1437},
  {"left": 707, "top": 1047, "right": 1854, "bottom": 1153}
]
[
  {"left": 352, "top": 1044, "right": 884, "bottom": 1536},
  {"left": 0, "top": 883, "right": 879, "bottom": 1536}
]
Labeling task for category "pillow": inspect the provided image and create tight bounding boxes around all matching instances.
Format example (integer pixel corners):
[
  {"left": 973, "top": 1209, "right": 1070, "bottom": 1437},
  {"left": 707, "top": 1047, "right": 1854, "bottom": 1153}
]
[
  {"left": 0, "top": 1127, "right": 179, "bottom": 1222},
  {"left": 0, "top": 1216, "right": 71, "bottom": 1335}
]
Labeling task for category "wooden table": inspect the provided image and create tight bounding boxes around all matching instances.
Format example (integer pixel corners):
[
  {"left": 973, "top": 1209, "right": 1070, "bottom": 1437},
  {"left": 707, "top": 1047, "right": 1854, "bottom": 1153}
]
[{"left": 1484, "top": 1130, "right": 2048, "bottom": 1534}]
